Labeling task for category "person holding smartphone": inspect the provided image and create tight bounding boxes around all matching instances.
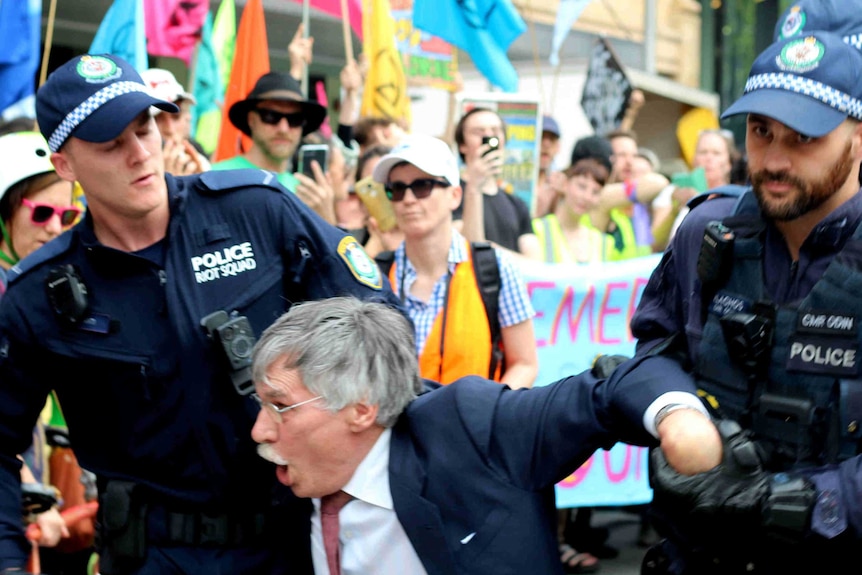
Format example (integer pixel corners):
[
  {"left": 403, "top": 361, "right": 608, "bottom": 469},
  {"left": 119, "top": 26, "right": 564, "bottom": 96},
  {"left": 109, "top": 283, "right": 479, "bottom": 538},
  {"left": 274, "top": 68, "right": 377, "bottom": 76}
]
[{"left": 211, "top": 72, "right": 338, "bottom": 224}]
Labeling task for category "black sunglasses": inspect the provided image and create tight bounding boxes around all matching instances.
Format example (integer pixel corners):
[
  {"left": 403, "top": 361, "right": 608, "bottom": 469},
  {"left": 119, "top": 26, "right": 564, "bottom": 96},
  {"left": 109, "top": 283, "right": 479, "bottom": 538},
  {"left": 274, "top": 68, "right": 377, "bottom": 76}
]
[
  {"left": 255, "top": 108, "right": 307, "bottom": 128},
  {"left": 384, "top": 178, "right": 448, "bottom": 202}
]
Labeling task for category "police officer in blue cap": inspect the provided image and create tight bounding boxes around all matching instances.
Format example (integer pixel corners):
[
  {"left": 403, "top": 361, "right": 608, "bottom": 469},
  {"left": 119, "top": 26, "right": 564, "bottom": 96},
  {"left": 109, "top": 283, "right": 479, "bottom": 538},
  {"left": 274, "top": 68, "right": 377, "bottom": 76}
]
[
  {"left": 0, "top": 53, "right": 400, "bottom": 574},
  {"left": 608, "top": 31, "right": 862, "bottom": 574}
]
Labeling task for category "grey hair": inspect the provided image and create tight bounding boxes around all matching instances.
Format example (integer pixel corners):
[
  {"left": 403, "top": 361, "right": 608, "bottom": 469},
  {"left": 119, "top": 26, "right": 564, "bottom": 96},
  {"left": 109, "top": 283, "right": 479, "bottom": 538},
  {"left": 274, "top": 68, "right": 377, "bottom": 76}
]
[{"left": 251, "top": 297, "right": 422, "bottom": 427}]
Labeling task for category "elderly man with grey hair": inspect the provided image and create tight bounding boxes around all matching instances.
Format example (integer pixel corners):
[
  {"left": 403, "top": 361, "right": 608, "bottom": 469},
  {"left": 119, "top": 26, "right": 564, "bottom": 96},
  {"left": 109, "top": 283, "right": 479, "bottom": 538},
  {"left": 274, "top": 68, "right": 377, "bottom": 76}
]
[{"left": 251, "top": 296, "right": 719, "bottom": 575}]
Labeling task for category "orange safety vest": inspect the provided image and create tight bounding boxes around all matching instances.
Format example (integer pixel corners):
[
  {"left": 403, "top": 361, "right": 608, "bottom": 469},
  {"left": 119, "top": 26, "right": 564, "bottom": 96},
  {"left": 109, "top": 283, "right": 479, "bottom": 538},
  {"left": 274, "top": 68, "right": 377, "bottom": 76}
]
[{"left": 389, "top": 245, "right": 503, "bottom": 385}]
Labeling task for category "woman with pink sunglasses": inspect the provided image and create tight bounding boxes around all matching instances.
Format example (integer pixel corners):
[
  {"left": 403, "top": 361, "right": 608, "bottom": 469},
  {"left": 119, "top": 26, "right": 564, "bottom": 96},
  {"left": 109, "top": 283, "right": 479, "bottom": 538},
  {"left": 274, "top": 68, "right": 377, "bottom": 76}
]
[
  {"left": 0, "top": 129, "right": 85, "bottom": 568},
  {"left": 0, "top": 131, "right": 80, "bottom": 290}
]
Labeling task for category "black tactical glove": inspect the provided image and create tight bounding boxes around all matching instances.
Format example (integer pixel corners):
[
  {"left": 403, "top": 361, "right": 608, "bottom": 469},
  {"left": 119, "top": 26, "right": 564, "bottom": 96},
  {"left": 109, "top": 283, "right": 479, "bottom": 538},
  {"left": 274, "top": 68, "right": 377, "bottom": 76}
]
[
  {"left": 591, "top": 354, "right": 630, "bottom": 378},
  {"left": 651, "top": 420, "right": 815, "bottom": 543}
]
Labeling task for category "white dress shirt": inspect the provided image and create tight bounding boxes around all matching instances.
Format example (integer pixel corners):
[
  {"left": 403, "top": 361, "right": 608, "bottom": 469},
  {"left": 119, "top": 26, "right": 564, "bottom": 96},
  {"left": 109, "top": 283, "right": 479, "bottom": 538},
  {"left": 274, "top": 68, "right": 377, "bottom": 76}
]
[{"left": 311, "top": 428, "right": 428, "bottom": 575}]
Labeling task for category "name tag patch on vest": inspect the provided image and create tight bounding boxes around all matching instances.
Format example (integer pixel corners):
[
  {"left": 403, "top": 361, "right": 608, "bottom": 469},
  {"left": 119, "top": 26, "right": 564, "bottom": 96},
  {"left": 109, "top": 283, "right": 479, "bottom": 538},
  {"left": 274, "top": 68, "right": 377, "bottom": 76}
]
[
  {"left": 709, "top": 291, "right": 751, "bottom": 318},
  {"left": 787, "top": 335, "right": 858, "bottom": 376},
  {"left": 797, "top": 310, "right": 856, "bottom": 336},
  {"left": 79, "top": 313, "right": 112, "bottom": 334}
]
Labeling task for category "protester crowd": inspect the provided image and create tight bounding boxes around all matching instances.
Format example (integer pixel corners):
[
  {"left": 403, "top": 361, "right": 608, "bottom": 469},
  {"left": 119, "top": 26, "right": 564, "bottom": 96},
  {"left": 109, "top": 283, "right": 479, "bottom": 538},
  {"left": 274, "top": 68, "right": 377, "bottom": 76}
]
[{"left": 7, "top": 1, "right": 862, "bottom": 574}]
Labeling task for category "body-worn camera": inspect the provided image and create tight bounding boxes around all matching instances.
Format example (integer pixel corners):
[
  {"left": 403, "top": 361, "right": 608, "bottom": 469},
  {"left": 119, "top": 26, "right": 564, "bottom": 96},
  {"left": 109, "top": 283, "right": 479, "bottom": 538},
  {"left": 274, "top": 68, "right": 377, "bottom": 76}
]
[
  {"left": 45, "top": 264, "right": 89, "bottom": 328},
  {"left": 201, "top": 310, "right": 256, "bottom": 395}
]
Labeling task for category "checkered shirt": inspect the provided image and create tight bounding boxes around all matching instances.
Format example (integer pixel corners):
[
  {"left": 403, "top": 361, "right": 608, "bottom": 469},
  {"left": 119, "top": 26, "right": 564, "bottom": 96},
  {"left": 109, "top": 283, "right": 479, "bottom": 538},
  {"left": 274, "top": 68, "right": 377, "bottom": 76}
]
[{"left": 392, "top": 230, "right": 535, "bottom": 355}]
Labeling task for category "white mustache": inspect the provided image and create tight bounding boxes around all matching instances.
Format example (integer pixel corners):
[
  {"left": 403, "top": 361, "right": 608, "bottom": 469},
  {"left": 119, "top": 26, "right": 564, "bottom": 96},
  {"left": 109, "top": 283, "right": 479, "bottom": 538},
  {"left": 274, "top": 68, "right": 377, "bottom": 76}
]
[{"left": 257, "top": 443, "right": 288, "bottom": 466}]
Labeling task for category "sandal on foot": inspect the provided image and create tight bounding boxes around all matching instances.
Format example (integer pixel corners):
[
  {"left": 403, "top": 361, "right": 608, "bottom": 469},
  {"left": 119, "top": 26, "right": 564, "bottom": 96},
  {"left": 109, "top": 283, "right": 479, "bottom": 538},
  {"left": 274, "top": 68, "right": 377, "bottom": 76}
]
[{"left": 559, "top": 543, "right": 600, "bottom": 574}]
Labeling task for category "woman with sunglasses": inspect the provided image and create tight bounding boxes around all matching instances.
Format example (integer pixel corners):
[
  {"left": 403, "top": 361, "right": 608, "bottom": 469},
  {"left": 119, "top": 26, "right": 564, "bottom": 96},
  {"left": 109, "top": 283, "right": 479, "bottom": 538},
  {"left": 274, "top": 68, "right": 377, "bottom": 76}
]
[
  {"left": 0, "top": 131, "right": 80, "bottom": 290},
  {"left": 0, "top": 130, "right": 91, "bottom": 572}
]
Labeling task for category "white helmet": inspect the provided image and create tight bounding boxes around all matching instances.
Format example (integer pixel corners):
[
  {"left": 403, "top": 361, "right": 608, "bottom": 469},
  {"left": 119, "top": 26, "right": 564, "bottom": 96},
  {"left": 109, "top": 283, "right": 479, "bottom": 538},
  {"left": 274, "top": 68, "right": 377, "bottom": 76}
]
[{"left": 0, "top": 131, "right": 56, "bottom": 203}]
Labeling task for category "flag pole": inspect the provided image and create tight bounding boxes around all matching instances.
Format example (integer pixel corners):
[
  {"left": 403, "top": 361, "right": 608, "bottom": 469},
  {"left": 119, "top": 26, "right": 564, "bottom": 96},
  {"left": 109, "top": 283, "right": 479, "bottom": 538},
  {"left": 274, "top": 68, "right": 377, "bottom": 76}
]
[
  {"left": 301, "top": 0, "right": 310, "bottom": 96},
  {"left": 39, "top": 0, "right": 59, "bottom": 86},
  {"left": 340, "top": 0, "right": 354, "bottom": 62}
]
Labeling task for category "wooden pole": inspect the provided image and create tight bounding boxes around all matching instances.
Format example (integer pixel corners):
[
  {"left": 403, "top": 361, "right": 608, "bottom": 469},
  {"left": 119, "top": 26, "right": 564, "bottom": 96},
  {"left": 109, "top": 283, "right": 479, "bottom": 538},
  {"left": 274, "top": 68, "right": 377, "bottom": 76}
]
[
  {"left": 301, "top": 0, "right": 310, "bottom": 96},
  {"left": 39, "top": 0, "right": 59, "bottom": 86},
  {"left": 340, "top": 0, "right": 354, "bottom": 62}
]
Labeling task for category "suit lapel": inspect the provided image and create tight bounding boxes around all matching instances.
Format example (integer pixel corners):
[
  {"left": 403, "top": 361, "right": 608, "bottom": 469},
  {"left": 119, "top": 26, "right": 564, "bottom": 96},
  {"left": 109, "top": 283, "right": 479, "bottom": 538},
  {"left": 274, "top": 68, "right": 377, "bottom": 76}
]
[{"left": 389, "top": 421, "right": 457, "bottom": 575}]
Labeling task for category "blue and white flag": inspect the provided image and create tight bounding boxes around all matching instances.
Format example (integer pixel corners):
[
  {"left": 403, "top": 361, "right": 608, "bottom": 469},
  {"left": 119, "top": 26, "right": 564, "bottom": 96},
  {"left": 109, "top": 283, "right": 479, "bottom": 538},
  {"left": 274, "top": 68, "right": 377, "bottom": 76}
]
[
  {"left": 550, "top": 0, "right": 593, "bottom": 67},
  {"left": 0, "top": 0, "right": 42, "bottom": 120}
]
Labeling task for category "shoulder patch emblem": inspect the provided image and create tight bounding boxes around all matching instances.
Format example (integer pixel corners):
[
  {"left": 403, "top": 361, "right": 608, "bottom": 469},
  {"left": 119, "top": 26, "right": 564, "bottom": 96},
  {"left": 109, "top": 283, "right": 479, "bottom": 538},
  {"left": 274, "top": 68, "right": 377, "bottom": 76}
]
[{"left": 337, "top": 236, "right": 382, "bottom": 290}]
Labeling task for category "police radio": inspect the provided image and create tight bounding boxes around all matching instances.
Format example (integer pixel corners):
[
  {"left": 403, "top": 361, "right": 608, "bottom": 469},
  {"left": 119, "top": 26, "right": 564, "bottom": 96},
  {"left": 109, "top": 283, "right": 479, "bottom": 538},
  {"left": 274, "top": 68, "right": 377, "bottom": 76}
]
[
  {"left": 45, "top": 265, "right": 89, "bottom": 328},
  {"left": 201, "top": 310, "right": 257, "bottom": 396}
]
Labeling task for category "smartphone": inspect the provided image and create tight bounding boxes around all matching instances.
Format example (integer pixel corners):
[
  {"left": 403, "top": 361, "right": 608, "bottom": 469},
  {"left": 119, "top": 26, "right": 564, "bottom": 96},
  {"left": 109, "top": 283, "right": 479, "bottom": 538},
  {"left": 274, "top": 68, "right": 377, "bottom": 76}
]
[
  {"left": 482, "top": 135, "right": 500, "bottom": 156},
  {"left": 354, "top": 176, "right": 398, "bottom": 232},
  {"left": 297, "top": 144, "right": 329, "bottom": 178}
]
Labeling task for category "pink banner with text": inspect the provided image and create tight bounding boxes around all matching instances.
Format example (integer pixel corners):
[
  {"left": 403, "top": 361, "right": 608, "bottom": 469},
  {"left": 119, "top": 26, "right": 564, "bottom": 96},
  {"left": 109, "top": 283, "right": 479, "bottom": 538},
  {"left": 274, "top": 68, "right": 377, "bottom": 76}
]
[{"left": 521, "top": 254, "right": 661, "bottom": 507}]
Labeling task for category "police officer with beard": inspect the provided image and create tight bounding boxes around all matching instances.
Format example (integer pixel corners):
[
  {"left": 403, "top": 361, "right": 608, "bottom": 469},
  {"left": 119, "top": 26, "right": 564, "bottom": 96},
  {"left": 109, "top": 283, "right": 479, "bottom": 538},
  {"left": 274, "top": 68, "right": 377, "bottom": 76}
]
[
  {"left": 0, "top": 54, "right": 399, "bottom": 574},
  {"left": 607, "top": 32, "right": 862, "bottom": 574}
]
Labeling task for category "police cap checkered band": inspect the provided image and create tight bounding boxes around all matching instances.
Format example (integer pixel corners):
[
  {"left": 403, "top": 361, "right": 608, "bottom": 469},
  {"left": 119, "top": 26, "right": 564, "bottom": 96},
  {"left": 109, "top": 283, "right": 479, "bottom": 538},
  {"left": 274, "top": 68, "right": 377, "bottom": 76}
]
[
  {"left": 49, "top": 81, "right": 149, "bottom": 152},
  {"left": 742, "top": 73, "right": 862, "bottom": 122},
  {"left": 722, "top": 32, "right": 862, "bottom": 138},
  {"left": 36, "top": 54, "right": 178, "bottom": 152}
]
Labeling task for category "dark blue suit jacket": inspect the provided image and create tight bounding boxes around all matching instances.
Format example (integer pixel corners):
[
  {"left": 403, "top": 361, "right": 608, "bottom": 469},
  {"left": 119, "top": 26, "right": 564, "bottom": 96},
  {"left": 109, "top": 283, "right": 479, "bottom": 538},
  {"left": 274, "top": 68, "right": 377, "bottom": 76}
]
[{"left": 303, "top": 367, "right": 670, "bottom": 575}]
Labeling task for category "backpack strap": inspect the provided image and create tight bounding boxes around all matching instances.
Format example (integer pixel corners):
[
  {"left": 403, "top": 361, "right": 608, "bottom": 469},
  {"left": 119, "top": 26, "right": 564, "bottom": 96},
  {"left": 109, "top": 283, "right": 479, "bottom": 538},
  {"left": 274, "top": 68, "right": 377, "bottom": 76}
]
[
  {"left": 374, "top": 250, "right": 395, "bottom": 276},
  {"left": 470, "top": 241, "right": 504, "bottom": 378}
]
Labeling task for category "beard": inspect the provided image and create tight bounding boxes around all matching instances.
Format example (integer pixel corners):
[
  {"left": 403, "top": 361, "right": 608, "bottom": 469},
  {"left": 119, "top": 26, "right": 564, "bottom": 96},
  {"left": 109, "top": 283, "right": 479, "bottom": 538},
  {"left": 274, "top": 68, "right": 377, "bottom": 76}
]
[{"left": 750, "top": 140, "right": 855, "bottom": 221}]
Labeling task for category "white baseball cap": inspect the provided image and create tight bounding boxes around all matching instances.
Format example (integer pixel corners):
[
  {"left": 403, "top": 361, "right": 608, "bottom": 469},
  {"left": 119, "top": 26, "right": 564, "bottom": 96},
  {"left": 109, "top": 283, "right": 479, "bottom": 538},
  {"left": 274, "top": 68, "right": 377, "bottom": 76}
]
[
  {"left": 140, "top": 68, "right": 196, "bottom": 114},
  {"left": 0, "top": 131, "right": 56, "bottom": 202},
  {"left": 372, "top": 134, "right": 461, "bottom": 186}
]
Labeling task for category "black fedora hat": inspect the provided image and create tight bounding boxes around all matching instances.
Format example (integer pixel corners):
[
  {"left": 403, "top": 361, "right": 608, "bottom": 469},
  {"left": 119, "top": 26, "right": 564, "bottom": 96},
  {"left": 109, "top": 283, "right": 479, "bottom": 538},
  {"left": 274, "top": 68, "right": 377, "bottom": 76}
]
[{"left": 228, "top": 72, "right": 327, "bottom": 137}]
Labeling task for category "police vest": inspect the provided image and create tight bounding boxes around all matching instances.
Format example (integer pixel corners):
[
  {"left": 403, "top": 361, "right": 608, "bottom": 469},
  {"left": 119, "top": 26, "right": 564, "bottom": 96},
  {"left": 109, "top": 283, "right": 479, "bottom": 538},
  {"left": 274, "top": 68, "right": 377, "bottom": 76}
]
[
  {"left": 382, "top": 240, "right": 503, "bottom": 384},
  {"left": 696, "top": 191, "right": 862, "bottom": 466}
]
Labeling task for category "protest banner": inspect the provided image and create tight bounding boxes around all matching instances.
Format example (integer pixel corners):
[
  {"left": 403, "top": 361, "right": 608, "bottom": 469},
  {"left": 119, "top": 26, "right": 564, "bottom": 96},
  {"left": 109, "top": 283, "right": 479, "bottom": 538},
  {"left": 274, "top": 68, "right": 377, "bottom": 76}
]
[
  {"left": 521, "top": 254, "right": 662, "bottom": 507},
  {"left": 390, "top": 0, "right": 458, "bottom": 91}
]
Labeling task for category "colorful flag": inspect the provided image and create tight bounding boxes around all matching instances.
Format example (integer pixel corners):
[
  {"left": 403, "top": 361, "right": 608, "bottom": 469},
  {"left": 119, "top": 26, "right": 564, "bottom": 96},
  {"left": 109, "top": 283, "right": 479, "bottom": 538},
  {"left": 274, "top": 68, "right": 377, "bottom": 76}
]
[
  {"left": 214, "top": 0, "right": 270, "bottom": 162},
  {"left": 288, "top": 0, "right": 363, "bottom": 40},
  {"left": 361, "top": 0, "right": 411, "bottom": 122},
  {"left": 211, "top": 0, "right": 237, "bottom": 92},
  {"left": 550, "top": 0, "right": 593, "bottom": 67},
  {"left": 0, "top": 0, "right": 41, "bottom": 119},
  {"left": 89, "top": 0, "right": 148, "bottom": 73},
  {"left": 413, "top": 0, "right": 525, "bottom": 92},
  {"left": 191, "top": 11, "right": 221, "bottom": 148},
  {"left": 144, "top": 0, "right": 210, "bottom": 66}
]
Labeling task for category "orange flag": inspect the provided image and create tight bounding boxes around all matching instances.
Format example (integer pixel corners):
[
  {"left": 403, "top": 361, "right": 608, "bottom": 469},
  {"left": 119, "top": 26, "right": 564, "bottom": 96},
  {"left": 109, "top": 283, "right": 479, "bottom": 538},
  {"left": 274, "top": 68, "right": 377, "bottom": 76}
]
[{"left": 214, "top": 0, "right": 269, "bottom": 162}]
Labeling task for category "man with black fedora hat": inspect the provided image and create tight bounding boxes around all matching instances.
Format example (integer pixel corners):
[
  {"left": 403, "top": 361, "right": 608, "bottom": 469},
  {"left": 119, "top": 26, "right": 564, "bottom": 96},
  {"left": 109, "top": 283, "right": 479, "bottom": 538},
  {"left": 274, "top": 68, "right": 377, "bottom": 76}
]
[
  {"left": 212, "top": 71, "right": 336, "bottom": 222},
  {"left": 0, "top": 52, "right": 400, "bottom": 574}
]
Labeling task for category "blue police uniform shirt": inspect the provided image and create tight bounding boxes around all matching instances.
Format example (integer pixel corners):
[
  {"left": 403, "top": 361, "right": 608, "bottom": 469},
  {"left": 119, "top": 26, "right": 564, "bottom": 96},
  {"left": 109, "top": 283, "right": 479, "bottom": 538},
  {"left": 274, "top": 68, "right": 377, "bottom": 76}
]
[
  {"left": 0, "top": 169, "right": 400, "bottom": 565},
  {"left": 630, "top": 186, "right": 862, "bottom": 544}
]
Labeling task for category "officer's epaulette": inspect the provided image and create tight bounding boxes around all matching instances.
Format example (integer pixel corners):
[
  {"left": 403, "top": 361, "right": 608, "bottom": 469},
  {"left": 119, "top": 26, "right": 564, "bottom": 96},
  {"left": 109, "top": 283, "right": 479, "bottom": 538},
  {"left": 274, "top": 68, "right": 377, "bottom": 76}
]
[
  {"left": 198, "top": 168, "right": 285, "bottom": 195},
  {"left": 686, "top": 183, "right": 747, "bottom": 211},
  {"left": 7, "top": 231, "right": 75, "bottom": 285}
]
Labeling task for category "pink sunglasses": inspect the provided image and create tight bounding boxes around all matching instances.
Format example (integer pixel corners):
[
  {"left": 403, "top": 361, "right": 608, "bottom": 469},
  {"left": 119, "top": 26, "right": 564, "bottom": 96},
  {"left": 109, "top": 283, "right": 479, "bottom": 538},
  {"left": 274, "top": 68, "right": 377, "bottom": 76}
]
[{"left": 22, "top": 199, "right": 82, "bottom": 227}]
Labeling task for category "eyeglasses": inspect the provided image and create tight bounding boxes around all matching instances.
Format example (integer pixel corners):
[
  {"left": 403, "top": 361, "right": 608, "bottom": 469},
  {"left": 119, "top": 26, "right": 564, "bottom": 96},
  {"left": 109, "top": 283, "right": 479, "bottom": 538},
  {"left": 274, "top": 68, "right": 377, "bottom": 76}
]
[
  {"left": 21, "top": 199, "right": 81, "bottom": 227},
  {"left": 384, "top": 178, "right": 448, "bottom": 202},
  {"left": 255, "top": 108, "right": 307, "bottom": 128},
  {"left": 251, "top": 393, "right": 323, "bottom": 423}
]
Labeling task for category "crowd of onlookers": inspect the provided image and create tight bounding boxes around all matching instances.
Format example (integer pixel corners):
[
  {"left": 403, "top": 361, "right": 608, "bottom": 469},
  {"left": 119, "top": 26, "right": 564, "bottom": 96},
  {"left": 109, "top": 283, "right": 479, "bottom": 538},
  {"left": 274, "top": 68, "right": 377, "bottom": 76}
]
[{"left": 1, "top": 21, "right": 747, "bottom": 574}]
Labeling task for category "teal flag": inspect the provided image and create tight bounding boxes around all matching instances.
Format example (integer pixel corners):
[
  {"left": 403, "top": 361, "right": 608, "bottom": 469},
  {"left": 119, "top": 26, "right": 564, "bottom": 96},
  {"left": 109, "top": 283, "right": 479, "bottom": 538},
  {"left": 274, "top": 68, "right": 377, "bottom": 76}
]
[
  {"left": 89, "top": 0, "right": 148, "bottom": 72},
  {"left": 191, "top": 12, "right": 222, "bottom": 138},
  {"left": 413, "top": 0, "right": 525, "bottom": 92}
]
